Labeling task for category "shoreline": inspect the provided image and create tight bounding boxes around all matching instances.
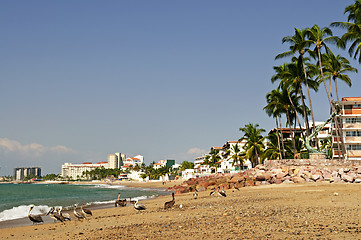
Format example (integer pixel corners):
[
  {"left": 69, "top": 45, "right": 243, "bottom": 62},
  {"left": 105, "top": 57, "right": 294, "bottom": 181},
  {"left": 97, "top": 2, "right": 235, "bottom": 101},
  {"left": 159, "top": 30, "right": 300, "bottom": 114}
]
[
  {"left": 2, "top": 182, "right": 361, "bottom": 239},
  {"left": 0, "top": 180, "right": 181, "bottom": 230}
]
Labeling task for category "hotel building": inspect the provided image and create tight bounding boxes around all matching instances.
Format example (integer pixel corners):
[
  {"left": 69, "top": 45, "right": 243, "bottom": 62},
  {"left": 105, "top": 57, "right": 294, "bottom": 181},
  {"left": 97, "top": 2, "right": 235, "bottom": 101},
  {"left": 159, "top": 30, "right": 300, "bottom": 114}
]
[
  {"left": 335, "top": 97, "right": 361, "bottom": 160},
  {"left": 61, "top": 162, "right": 109, "bottom": 180},
  {"left": 13, "top": 167, "right": 41, "bottom": 181}
]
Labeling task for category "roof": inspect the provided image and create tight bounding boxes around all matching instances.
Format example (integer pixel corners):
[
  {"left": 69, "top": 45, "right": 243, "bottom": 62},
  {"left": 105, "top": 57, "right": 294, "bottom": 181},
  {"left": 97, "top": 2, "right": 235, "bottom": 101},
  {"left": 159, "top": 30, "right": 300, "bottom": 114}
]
[
  {"left": 82, "top": 162, "right": 92, "bottom": 164},
  {"left": 212, "top": 147, "right": 223, "bottom": 150},
  {"left": 342, "top": 97, "right": 361, "bottom": 102}
]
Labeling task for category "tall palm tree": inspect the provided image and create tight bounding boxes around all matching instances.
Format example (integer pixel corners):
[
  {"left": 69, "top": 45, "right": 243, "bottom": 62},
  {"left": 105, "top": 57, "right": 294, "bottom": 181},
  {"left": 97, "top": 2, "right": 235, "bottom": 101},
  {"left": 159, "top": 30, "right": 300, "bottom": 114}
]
[
  {"left": 275, "top": 28, "right": 314, "bottom": 136},
  {"left": 239, "top": 123, "right": 265, "bottom": 167},
  {"left": 322, "top": 52, "right": 358, "bottom": 101},
  {"left": 331, "top": 0, "right": 361, "bottom": 63},
  {"left": 264, "top": 89, "right": 285, "bottom": 159}
]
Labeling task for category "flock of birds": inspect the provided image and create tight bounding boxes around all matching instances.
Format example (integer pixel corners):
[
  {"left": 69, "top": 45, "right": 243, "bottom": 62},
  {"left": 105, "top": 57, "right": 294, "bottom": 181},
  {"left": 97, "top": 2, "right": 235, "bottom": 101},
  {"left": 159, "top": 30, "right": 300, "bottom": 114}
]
[{"left": 28, "top": 183, "right": 238, "bottom": 225}]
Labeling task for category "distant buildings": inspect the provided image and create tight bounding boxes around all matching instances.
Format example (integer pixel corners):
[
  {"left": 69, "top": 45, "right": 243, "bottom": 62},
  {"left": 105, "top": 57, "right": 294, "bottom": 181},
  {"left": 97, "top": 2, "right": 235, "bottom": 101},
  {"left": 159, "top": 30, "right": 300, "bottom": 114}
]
[
  {"left": 107, "top": 152, "right": 125, "bottom": 169},
  {"left": 14, "top": 167, "right": 41, "bottom": 181}
]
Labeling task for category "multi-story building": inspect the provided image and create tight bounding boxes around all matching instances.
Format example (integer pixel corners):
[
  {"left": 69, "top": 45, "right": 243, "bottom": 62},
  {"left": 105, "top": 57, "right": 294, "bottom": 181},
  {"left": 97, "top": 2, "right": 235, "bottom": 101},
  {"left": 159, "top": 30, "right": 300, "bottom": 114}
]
[
  {"left": 153, "top": 159, "right": 175, "bottom": 169},
  {"left": 335, "top": 97, "right": 361, "bottom": 160},
  {"left": 122, "top": 155, "right": 144, "bottom": 168},
  {"left": 61, "top": 162, "right": 109, "bottom": 179},
  {"left": 14, "top": 167, "right": 41, "bottom": 181},
  {"left": 108, "top": 153, "right": 126, "bottom": 169}
]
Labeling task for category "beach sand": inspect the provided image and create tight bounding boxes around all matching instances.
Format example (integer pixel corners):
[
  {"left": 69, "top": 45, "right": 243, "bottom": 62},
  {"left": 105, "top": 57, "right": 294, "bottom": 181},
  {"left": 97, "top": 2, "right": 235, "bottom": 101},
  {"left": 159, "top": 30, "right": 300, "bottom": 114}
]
[{"left": 1, "top": 182, "right": 361, "bottom": 239}]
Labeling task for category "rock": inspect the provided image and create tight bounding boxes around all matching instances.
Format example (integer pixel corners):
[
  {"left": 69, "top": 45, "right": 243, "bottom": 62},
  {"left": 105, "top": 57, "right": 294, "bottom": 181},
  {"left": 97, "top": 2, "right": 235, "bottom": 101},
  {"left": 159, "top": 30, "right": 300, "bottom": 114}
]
[
  {"left": 292, "top": 176, "right": 306, "bottom": 183},
  {"left": 355, "top": 178, "right": 361, "bottom": 183},
  {"left": 311, "top": 175, "right": 320, "bottom": 181},
  {"left": 255, "top": 174, "right": 266, "bottom": 181},
  {"left": 342, "top": 174, "right": 354, "bottom": 183}
]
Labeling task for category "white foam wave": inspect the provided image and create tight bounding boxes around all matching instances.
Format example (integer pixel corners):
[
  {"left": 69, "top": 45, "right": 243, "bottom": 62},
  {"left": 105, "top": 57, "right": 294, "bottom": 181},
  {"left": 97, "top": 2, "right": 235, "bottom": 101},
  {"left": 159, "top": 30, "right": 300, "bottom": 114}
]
[
  {"left": 91, "top": 184, "right": 126, "bottom": 189},
  {"left": 0, "top": 205, "right": 51, "bottom": 222}
]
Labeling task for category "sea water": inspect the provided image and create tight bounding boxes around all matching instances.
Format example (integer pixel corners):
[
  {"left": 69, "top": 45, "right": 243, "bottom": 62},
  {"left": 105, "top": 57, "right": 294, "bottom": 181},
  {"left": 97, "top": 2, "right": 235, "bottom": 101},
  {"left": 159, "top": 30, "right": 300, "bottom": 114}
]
[{"left": 0, "top": 183, "right": 162, "bottom": 222}]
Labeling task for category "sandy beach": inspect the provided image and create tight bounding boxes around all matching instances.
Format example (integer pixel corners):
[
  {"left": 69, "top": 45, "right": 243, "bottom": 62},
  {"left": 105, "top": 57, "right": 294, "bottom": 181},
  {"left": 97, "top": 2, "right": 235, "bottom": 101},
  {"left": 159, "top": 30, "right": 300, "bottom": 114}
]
[{"left": 1, "top": 181, "right": 361, "bottom": 239}]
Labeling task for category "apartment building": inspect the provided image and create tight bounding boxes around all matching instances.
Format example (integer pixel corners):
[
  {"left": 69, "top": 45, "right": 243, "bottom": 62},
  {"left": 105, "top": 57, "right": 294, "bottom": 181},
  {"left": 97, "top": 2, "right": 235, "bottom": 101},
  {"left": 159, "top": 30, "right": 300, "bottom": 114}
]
[
  {"left": 61, "top": 162, "right": 109, "bottom": 179},
  {"left": 335, "top": 97, "right": 361, "bottom": 160},
  {"left": 13, "top": 167, "right": 41, "bottom": 181},
  {"left": 107, "top": 152, "right": 125, "bottom": 169}
]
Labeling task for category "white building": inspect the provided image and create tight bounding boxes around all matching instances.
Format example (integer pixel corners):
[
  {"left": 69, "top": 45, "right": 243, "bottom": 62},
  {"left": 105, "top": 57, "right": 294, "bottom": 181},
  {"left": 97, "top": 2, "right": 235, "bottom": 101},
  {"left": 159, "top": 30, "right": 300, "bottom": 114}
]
[
  {"left": 61, "top": 162, "right": 109, "bottom": 179},
  {"left": 108, "top": 152, "right": 125, "bottom": 168}
]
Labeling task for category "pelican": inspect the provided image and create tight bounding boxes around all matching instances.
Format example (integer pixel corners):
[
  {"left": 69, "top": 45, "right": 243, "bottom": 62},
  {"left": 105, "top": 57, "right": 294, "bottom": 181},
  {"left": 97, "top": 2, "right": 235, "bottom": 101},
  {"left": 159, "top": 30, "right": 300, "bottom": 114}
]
[
  {"left": 81, "top": 203, "right": 92, "bottom": 217},
  {"left": 47, "top": 207, "right": 64, "bottom": 222},
  {"left": 115, "top": 193, "right": 127, "bottom": 207},
  {"left": 58, "top": 207, "right": 71, "bottom": 221},
  {"left": 28, "top": 205, "right": 44, "bottom": 225},
  {"left": 134, "top": 199, "right": 146, "bottom": 212},
  {"left": 210, "top": 187, "right": 216, "bottom": 196},
  {"left": 73, "top": 204, "right": 86, "bottom": 220},
  {"left": 218, "top": 186, "right": 226, "bottom": 197},
  {"left": 129, "top": 197, "right": 136, "bottom": 205},
  {"left": 233, "top": 182, "right": 240, "bottom": 191},
  {"left": 193, "top": 189, "right": 198, "bottom": 199},
  {"left": 164, "top": 192, "right": 175, "bottom": 209}
]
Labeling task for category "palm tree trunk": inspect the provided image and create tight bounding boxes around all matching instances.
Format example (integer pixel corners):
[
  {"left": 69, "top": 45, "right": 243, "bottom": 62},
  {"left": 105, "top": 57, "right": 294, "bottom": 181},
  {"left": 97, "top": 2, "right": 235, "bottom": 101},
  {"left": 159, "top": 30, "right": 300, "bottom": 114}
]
[
  {"left": 301, "top": 56, "right": 316, "bottom": 140},
  {"left": 278, "top": 115, "right": 286, "bottom": 158},
  {"left": 275, "top": 117, "right": 282, "bottom": 160},
  {"left": 287, "top": 91, "right": 306, "bottom": 143},
  {"left": 286, "top": 109, "right": 297, "bottom": 154},
  {"left": 334, "top": 77, "right": 340, "bottom": 102},
  {"left": 298, "top": 82, "right": 310, "bottom": 137}
]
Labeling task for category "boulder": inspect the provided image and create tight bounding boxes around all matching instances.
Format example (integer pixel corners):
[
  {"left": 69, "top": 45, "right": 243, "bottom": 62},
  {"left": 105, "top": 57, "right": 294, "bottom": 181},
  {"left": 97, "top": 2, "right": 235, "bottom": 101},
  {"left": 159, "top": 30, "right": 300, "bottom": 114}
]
[{"left": 292, "top": 176, "right": 306, "bottom": 183}]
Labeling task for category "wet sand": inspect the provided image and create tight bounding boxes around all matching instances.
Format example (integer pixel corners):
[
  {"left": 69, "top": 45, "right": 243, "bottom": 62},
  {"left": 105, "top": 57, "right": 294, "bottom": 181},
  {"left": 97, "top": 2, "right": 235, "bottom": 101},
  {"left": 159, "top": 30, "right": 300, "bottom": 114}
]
[{"left": 1, "top": 182, "right": 361, "bottom": 239}]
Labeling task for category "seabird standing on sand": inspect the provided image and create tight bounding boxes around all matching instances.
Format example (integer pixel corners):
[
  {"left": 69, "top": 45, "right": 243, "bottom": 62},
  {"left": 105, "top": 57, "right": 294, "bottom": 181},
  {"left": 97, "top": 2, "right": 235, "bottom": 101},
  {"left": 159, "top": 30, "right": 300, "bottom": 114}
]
[
  {"left": 47, "top": 207, "right": 64, "bottom": 222},
  {"left": 193, "top": 189, "right": 198, "bottom": 199},
  {"left": 134, "top": 199, "right": 146, "bottom": 212},
  {"left": 218, "top": 186, "right": 226, "bottom": 197},
  {"left": 81, "top": 203, "right": 92, "bottom": 217},
  {"left": 210, "top": 187, "right": 216, "bottom": 196},
  {"left": 58, "top": 207, "right": 71, "bottom": 221},
  {"left": 115, "top": 193, "right": 127, "bottom": 207},
  {"left": 73, "top": 204, "right": 86, "bottom": 220},
  {"left": 164, "top": 192, "right": 175, "bottom": 209},
  {"left": 233, "top": 182, "right": 240, "bottom": 191},
  {"left": 28, "top": 205, "right": 44, "bottom": 225}
]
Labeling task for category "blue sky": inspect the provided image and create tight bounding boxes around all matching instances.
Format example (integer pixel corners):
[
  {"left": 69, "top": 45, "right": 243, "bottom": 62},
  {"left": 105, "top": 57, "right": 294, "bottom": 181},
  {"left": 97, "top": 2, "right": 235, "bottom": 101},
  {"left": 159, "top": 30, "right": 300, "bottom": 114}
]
[{"left": 0, "top": 0, "right": 359, "bottom": 175}]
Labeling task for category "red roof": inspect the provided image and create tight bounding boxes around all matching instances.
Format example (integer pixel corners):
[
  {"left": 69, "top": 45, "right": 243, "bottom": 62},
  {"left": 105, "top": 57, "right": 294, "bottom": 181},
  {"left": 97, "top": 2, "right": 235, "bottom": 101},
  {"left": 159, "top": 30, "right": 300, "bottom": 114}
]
[
  {"left": 342, "top": 97, "right": 361, "bottom": 101},
  {"left": 82, "top": 162, "right": 92, "bottom": 164}
]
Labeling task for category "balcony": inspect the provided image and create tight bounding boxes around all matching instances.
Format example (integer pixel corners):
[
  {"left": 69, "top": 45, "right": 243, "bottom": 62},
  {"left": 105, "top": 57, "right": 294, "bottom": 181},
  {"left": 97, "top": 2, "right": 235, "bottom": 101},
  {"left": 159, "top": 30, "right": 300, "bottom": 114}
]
[
  {"left": 344, "top": 137, "right": 361, "bottom": 143},
  {"left": 343, "top": 123, "right": 361, "bottom": 129},
  {"left": 343, "top": 109, "right": 361, "bottom": 115},
  {"left": 347, "top": 150, "right": 361, "bottom": 158}
]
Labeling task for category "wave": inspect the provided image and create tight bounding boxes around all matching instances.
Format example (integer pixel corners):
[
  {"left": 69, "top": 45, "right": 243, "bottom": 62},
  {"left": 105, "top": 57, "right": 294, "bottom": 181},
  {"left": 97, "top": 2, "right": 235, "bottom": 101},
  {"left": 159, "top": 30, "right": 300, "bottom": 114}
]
[
  {"left": 0, "top": 205, "right": 51, "bottom": 222},
  {"left": 0, "top": 195, "right": 157, "bottom": 222}
]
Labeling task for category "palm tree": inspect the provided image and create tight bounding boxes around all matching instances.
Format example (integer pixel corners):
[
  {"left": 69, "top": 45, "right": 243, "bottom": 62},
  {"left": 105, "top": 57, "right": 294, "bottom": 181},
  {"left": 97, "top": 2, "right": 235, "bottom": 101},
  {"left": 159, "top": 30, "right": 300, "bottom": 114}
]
[
  {"left": 320, "top": 136, "right": 333, "bottom": 158},
  {"left": 263, "top": 133, "right": 281, "bottom": 160},
  {"left": 225, "top": 143, "right": 245, "bottom": 169},
  {"left": 204, "top": 148, "right": 221, "bottom": 172},
  {"left": 322, "top": 52, "right": 358, "bottom": 101},
  {"left": 275, "top": 28, "right": 314, "bottom": 136},
  {"left": 239, "top": 123, "right": 265, "bottom": 167},
  {"left": 264, "top": 89, "right": 286, "bottom": 159},
  {"left": 331, "top": 0, "right": 361, "bottom": 63}
]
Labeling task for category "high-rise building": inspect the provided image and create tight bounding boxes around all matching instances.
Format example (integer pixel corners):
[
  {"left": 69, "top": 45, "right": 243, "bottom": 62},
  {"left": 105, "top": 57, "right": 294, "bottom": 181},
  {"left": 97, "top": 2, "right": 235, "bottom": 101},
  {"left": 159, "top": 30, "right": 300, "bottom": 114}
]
[{"left": 13, "top": 167, "right": 41, "bottom": 181}]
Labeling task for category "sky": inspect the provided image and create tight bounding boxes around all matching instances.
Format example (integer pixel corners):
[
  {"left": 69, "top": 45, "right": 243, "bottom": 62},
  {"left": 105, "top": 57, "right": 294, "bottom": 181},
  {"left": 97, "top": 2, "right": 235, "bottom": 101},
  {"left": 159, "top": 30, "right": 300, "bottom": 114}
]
[{"left": 0, "top": 0, "right": 360, "bottom": 175}]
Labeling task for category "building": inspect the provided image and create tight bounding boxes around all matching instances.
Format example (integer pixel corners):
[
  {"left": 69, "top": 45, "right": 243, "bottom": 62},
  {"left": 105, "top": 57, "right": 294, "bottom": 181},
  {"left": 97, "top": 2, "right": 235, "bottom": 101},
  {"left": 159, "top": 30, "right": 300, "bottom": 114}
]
[
  {"left": 107, "top": 153, "right": 126, "bottom": 169},
  {"left": 335, "top": 97, "right": 361, "bottom": 160},
  {"left": 153, "top": 159, "right": 176, "bottom": 169},
  {"left": 61, "top": 162, "right": 109, "bottom": 179},
  {"left": 14, "top": 167, "right": 41, "bottom": 181},
  {"left": 122, "top": 155, "right": 144, "bottom": 168}
]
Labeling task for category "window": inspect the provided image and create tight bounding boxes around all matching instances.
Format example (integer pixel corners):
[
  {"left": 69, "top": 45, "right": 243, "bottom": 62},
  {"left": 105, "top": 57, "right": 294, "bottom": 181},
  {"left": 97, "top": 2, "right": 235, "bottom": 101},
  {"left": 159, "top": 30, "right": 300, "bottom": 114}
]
[
  {"left": 346, "top": 131, "right": 361, "bottom": 137},
  {"left": 345, "top": 118, "right": 361, "bottom": 123},
  {"left": 354, "top": 104, "right": 361, "bottom": 108},
  {"left": 347, "top": 145, "right": 361, "bottom": 150}
]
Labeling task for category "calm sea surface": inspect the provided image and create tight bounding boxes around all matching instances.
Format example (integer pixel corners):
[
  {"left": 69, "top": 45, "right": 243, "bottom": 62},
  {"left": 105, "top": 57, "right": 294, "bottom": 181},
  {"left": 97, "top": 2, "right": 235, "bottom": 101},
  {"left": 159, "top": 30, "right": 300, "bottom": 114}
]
[{"left": 0, "top": 183, "right": 162, "bottom": 222}]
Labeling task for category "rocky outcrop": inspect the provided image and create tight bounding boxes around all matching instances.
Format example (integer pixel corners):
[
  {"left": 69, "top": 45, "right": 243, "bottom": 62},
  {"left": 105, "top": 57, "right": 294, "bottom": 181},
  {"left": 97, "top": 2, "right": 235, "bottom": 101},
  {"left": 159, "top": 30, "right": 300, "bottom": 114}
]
[{"left": 167, "top": 164, "right": 361, "bottom": 193}]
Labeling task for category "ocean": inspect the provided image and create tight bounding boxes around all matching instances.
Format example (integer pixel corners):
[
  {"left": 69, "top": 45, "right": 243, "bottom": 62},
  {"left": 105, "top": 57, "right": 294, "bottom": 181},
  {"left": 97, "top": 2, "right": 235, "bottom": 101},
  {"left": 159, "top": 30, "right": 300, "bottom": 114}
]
[{"left": 0, "top": 183, "right": 163, "bottom": 222}]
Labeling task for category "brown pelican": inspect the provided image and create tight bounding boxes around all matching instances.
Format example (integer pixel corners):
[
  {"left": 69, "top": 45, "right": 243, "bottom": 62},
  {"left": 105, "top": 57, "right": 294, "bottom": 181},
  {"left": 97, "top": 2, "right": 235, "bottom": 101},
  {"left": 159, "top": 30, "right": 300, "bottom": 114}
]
[
  {"left": 218, "top": 186, "right": 226, "bottom": 197},
  {"left": 210, "top": 187, "right": 216, "bottom": 196},
  {"left": 28, "top": 205, "right": 44, "bottom": 225},
  {"left": 81, "top": 203, "right": 92, "bottom": 217},
  {"left": 164, "top": 192, "right": 175, "bottom": 209},
  {"left": 73, "top": 204, "right": 86, "bottom": 220},
  {"left": 129, "top": 197, "right": 136, "bottom": 205},
  {"left": 134, "top": 199, "right": 146, "bottom": 212},
  {"left": 193, "top": 189, "right": 198, "bottom": 199},
  {"left": 46, "top": 207, "right": 64, "bottom": 222},
  {"left": 58, "top": 207, "right": 71, "bottom": 221},
  {"left": 115, "top": 193, "right": 127, "bottom": 207}
]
